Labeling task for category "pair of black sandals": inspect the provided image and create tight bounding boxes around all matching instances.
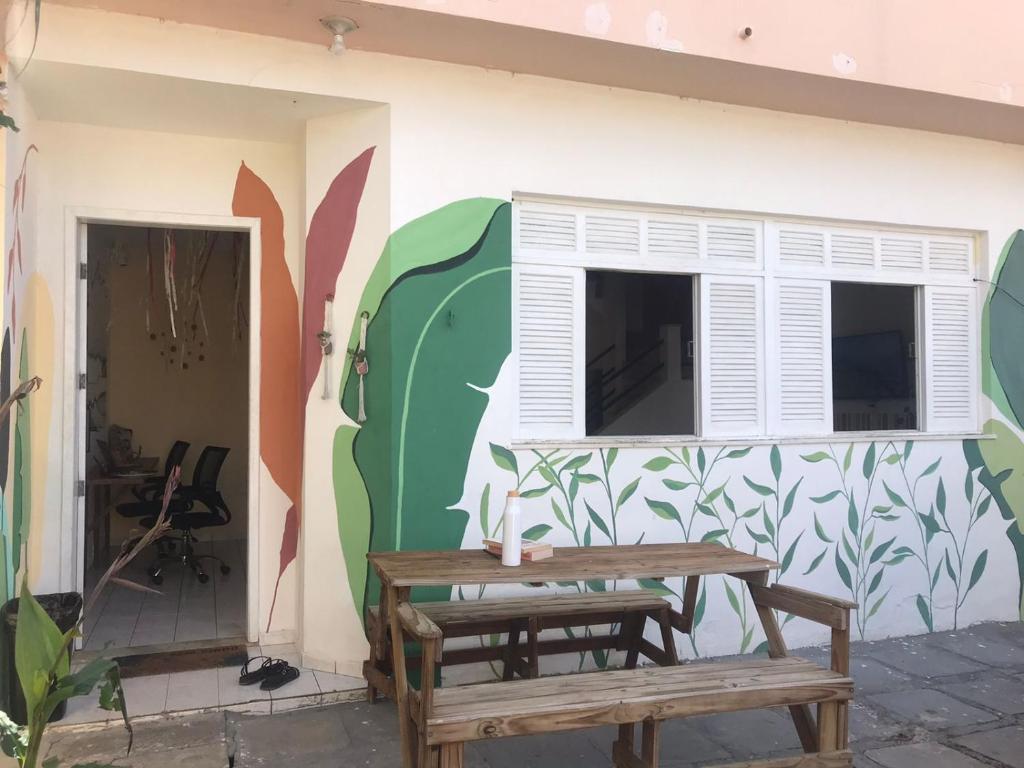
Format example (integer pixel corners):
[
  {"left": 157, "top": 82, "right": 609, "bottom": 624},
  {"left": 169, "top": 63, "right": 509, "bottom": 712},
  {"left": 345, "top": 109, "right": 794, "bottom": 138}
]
[{"left": 239, "top": 656, "right": 300, "bottom": 691}]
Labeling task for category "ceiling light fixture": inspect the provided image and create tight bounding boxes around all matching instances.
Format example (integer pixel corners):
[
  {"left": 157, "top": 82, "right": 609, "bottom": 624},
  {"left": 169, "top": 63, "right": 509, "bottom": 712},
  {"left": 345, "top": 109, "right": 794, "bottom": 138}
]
[{"left": 321, "top": 16, "right": 358, "bottom": 55}]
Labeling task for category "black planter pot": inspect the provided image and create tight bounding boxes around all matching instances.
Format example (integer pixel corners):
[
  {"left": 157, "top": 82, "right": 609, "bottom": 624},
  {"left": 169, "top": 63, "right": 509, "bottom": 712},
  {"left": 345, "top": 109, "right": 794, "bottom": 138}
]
[{"left": 2, "top": 592, "right": 83, "bottom": 725}]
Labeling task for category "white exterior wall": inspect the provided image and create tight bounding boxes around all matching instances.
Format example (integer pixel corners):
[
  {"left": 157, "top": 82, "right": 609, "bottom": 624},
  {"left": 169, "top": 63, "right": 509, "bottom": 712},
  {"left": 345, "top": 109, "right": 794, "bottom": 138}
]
[
  {"left": 6, "top": 5, "right": 1024, "bottom": 674},
  {"left": 30, "top": 119, "right": 304, "bottom": 641}
]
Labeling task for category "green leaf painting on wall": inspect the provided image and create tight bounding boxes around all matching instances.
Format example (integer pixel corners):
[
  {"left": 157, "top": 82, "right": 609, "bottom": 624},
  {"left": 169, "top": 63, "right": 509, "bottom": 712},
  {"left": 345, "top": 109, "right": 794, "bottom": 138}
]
[
  {"left": 12, "top": 329, "right": 30, "bottom": 577},
  {"left": 334, "top": 200, "right": 511, "bottom": 617},
  {"left": 985, "top": 230, "right": 1024, "bottom": 426},
  {"left": 965, "top": 423, "right": 1024, "bottom": 619},
  {"left": 976, "top": 228, "right": 1024, "bottom": 618}
]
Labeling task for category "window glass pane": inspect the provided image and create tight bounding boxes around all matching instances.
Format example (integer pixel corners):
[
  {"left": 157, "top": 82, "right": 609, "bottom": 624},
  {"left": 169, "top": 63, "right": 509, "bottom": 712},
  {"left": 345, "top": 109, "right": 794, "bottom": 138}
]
[
  {"left": 831, "top": 282, "right": 917, "bottom": 431},
  {"left": 585, "top": 271, "right": 694, "bottom": 436}
]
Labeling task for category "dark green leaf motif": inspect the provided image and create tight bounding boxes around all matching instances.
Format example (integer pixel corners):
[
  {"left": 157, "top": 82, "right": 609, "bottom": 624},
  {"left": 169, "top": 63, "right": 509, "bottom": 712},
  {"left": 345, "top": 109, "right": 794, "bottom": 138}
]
[
  {"left": 339, "top": 201, "right": 512, "bottom": 608},
  {"left": 645, "top": 498, "right": 681, "bottom": 523},
  {"left": 585, "top": 501, "right": 612, "bottom": 540},
  {"left": 966, "top": 550, "right": 989, "bottom": 594},
  {"left": 522, "top": 524, "right": 552, "bottom": 541},
  {"left": 803, "top": 548, "right": 827, "bottom": 575},
  {"left": 835, "top": 548, "right": 853, "bottom": 590},
  {"left": 811, "top": 490, "right": 841, "bottom": 504},
  {"left": 489, "top": 443, "right": 518, "bottom": 475},
  {"left": 770, "top": 445, "right": 782, "bottom": 482},
  {"left": 862, "top": 443, "right": 876, "bottom": 478},
  {"left": 814, "top": 513, "right": 834, "bottom": 543},
  {"left": 744, "top": 476, "right": 774, "bottom": 497}
]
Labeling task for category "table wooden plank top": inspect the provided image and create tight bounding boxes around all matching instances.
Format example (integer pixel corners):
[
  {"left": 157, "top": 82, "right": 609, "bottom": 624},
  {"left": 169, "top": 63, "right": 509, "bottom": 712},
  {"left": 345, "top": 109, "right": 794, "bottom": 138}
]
[{"left": 368, "top": 543, "right": 778, "bottom": 587}]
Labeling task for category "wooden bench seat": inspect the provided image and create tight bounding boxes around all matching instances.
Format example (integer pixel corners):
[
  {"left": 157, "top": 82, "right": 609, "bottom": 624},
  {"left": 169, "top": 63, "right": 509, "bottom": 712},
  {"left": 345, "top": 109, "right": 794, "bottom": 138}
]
[
  {"left": 365, "top": 589, "right": 676, "bottom": 702},
  {"left": 396, "top": 580, "right": 858, "bottom": 767},
  {"left": 422, "top": 656, "right": 851, "bottom": 744},
  {"left": 369, "top": 589, "right": 669, "bottom": 634}
]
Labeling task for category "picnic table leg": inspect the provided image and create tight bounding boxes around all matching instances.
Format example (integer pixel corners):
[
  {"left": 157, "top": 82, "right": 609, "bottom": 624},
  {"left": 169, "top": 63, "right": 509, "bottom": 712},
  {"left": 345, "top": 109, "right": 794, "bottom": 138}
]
[
  {"left": 745, "top": 572, "right": 819, "bottom": 753},
  {"left": 527, "top": 617, "right": 540, "bottom": 678},
  {"left": 612, "top": 723, "right": 635, "bottom": 767},
  {"left": 817, "top": 701, "right": 840, "bottom": 752},
  {"left": 439, "top": 743, "right": 464, "bottom": 767},
  {"left": 657, "top": 606, "right": 679, "bottom": 665},
  {"left": 620, "top": 613, "right": 644, "bottom": 669},
  {"left": 365, "top": 607, "right": 381, "bottom": 703},
  {"left": 680, "top": 575, "right": 700, "bottom": 632},
  {"left": 503, "top": 623, "right": 522, "bottom": 681},
  {"left": 386, "top": 581, "right": 417, "bottom": 768},
  {"left": 832, "top": 622, "right": 851, "bottom": 747},
  {"left": 641, "top": 719, "right": 661, "bottom": 766}
]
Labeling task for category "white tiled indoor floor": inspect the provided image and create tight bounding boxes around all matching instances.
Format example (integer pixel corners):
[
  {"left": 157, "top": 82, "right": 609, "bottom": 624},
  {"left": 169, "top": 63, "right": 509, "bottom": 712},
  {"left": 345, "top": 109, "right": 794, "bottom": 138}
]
[
  {"left": 67, "top": 537, "right": 364, "bottom": 726},
  {"left": 60, "top": 643, "right": 364, "bottom": 725},
  {"left": 83, "top": 539, "right": 245, "bottom": 651}
]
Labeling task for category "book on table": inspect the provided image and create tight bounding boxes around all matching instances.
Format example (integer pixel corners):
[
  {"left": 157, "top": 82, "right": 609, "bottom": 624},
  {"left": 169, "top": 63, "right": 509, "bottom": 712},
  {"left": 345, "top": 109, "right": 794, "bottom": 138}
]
[{"left": 482, "top": 539, "right": 554, "bottom": 561}]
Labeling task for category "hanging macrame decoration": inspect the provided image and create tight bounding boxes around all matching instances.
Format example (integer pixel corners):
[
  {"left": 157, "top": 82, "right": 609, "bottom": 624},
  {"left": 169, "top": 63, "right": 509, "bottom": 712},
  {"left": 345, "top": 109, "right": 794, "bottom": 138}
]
[
  {"left": 145, "top": 228, "right": 156, "bottom": 335},
  {"left": 317, "top": 294, "right": 334, "bottom": 400},
  {"left": 348, "top": 311, "right": 370, "bottom": 422},
  {"left": 231, "top": 232, "right": 248, "bottom": 342},
  {"left": 163, "top": 229, "right": 179, "bottom": 338}
]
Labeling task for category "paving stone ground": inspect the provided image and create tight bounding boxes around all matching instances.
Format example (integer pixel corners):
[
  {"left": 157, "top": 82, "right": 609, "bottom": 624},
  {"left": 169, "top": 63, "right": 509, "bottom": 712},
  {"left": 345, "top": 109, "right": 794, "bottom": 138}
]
[{"left": 41, "top": 621, "right": 1024, "bottom": 767}]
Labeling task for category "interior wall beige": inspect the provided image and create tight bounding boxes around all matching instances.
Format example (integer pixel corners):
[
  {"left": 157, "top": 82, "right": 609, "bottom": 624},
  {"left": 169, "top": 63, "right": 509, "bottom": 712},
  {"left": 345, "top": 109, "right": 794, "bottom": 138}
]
[{"left": 99, "top": 225, "right": 250, "bottom": 545}]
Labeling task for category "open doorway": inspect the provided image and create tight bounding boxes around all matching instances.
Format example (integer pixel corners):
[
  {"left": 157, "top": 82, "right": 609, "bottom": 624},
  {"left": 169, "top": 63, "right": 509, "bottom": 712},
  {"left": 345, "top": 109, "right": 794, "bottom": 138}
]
[{"left": 81, "top": 223, "right": 251, "bottom": 652}]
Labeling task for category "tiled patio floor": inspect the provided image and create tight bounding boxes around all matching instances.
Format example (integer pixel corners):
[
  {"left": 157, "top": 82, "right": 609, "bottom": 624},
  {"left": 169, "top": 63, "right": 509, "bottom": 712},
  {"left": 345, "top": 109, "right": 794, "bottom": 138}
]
[{"left": 42, "top": 621, "right": 1024, "bottom": 768}]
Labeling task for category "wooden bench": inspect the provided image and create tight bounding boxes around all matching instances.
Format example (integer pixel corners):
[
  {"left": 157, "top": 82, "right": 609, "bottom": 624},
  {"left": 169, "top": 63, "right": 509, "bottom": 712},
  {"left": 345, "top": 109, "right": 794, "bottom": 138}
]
[
  {"left": 396, "top": 581, "right": 856, "bottom": 768},
  {"left": 364, "top": 589, "right": 676, "bottom": 702}
]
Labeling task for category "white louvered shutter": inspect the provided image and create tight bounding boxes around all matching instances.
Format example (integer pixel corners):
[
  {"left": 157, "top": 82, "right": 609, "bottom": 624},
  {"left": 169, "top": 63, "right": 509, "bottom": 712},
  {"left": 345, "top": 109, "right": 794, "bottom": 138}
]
[
  {"left": 585, "top": 212, "right": 641, "bottom": 255},
  {"left": 705, "top": 222, "right": 759, "bottom": 265},
  {"left": 647, "top": 215, "right": 700, "bottom": 260},
  {"left": 923, "top": 286, "right": 978, "bottom": 432},
  {"left": 927, "top": 238, "right": 971, "bottom": 275},
  {"left": 880, "top": 235, "right": 925, "bottom": 271},
  {"left": 771, "top": 280, "right": 831, "bottom": 435},
  {"left": 830, "top": 232, "right": 876, "bottom": 270},
  {"left": 514, "top": 265, "right": 584, "bottom": 438},
  {"left": 700, "top": 276, "right": 765, "bottom": 436},
  {"left": 776, "top": 227, "right": 826, "bottom": 268},
  {"left": 516, "top": 206, "right": 579, "bottom": 253}
]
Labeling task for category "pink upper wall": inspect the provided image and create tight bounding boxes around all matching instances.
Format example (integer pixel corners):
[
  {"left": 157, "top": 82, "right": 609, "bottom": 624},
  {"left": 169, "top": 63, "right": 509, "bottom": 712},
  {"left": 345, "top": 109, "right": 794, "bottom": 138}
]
[
  {"left": 367, "top": 0, "right": 1022, "bottom": 107},
  {"left": 42, "top": 0, "right": 1024, "bottom": 143}
]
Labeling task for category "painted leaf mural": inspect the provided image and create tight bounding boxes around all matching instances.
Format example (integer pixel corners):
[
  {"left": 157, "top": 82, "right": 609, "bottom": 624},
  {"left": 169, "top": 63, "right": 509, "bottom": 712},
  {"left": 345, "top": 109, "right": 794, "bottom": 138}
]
[
  {"left": 302, "top": 147, "right": 374, "bottom": 401},
  {"left": 336, "top": 201, "right": 510, "bottom": 615},
  {"left": 232, "top": 163, "right": 302, "bottom": 627},
  {"left": 986, "top": 230, "right": 1024, "bottom": 426},
  {"left": 12, "top": 329, "right": 30, "bottom": 575},
  {"left": 0, "top": 330, "right": 10, "bottom": 491},
  {"left": 976, "top": 229, "right": 1024, "bottom": 618},
  {"left": 965, "top": 423, "right": 1024, "bottom": 618}
]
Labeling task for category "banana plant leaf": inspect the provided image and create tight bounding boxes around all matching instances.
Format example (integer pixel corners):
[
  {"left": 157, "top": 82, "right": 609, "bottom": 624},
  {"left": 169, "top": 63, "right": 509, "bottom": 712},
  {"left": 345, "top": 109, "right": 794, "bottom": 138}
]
[{"left": 336, "top": 201, "right": 511, "bottom": 615}]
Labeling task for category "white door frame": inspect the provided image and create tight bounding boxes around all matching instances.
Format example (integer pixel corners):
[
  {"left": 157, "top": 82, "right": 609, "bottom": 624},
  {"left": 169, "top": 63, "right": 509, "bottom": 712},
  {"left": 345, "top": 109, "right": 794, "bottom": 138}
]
[{"left": 61, "top": 207, "right": 263, "bottom": 645}]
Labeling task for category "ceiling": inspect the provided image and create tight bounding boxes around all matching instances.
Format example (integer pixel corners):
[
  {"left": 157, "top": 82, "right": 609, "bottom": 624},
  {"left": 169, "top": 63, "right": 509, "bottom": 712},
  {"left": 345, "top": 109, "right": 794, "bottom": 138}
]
[{"left": 21, "top": 60, "right": 372, "bottom": 142}]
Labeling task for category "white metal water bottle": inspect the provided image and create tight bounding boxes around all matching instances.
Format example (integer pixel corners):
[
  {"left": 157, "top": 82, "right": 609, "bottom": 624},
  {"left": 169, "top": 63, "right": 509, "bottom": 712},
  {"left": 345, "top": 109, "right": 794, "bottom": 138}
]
[{"left": 501, "top": 490, "right": 522, "bottom": 566}]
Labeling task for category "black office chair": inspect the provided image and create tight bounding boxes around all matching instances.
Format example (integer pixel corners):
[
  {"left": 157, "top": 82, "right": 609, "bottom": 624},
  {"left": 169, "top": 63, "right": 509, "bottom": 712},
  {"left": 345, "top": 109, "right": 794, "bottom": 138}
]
[
  {"left": 142, "top": 446, "right": 233, "bottom": 585},
  {"left": 117, "top": 440, "right": 191, "bottom": 519}
]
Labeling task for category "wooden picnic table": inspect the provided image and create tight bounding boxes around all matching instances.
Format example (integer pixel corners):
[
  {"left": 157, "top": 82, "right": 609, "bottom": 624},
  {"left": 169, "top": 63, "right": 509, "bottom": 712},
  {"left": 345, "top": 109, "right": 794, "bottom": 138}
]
[{"left": 369, "top": 542, "right": 786, "bottom": 768}]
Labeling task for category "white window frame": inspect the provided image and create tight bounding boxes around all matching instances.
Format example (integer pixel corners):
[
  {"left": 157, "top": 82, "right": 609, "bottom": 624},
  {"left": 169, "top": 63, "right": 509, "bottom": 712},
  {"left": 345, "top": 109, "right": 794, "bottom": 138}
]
[{"left": 512, "top": 198, "right": 982, "bottom": 445}]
